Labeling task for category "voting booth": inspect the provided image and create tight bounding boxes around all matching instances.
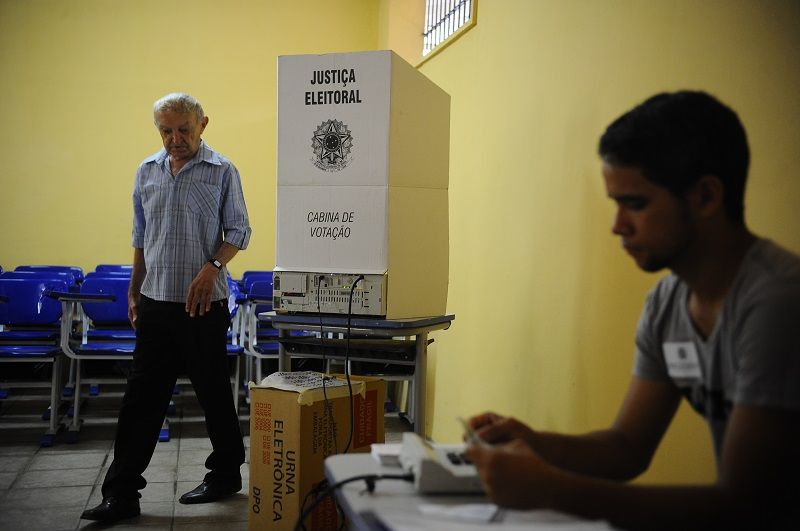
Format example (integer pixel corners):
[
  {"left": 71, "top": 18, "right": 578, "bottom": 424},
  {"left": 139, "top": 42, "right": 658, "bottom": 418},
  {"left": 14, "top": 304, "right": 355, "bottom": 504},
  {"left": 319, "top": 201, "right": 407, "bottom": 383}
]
[{"left": 273, "top": 50, "right": 450, "bottom": 319}]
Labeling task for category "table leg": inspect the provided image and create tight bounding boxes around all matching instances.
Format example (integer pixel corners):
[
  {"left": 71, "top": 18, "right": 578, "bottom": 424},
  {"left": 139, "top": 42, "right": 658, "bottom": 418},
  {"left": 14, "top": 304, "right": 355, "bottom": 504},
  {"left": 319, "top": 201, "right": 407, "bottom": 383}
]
[
  {"left": 278, "top": 328, "right": 290, "bottom": 372},
  {"left": 413, "top": 332, "right": 428, "bottom": 436}
]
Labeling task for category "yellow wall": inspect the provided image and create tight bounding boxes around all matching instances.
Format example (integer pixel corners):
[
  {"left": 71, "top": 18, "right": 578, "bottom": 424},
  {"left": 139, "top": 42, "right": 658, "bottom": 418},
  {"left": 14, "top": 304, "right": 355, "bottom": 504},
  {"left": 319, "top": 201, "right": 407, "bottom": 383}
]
[
  {"left": 380, "top": 0, "right": 800, "bottom": 485},
  {"left": 0, "top": 0, "right": 378, "bottom": 276}
]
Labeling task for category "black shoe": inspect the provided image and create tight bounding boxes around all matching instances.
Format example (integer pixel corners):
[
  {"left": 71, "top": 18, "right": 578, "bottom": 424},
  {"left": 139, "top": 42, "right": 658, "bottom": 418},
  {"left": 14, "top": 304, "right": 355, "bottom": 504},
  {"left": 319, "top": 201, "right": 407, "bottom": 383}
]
[
  {"left": 81, "top": 497, "right": 140, "bottom": 522},
  {"left": 179, "top": 479, "right": 242, "bottom": 504}
]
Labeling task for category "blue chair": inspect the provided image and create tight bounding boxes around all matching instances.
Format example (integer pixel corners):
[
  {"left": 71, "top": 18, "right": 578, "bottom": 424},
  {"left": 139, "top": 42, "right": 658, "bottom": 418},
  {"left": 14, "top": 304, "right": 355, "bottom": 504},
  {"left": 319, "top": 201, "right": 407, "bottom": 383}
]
[
  {"left": 94, "top": 264, "right": 133, "bottom": 274},
  {"left": 2, "top": 270, "right": 80, "bottom": 292},
  {"left": 48, "top": 276, "right": 136, "bottom": 442},
  {"left": 53, "top": 273, "right": 133, "bottom": 399},
  {"left": 225, "top": 275, "right": 243, "bottom": 343},
  {"left": 3, "top": 271, "right": 85, "bottom": 399},
  {"left": 239, "top": 270, "right": 273, "bottom": 295},
  {"left": 79, "top": 277, "right": 136, "bottom": 343},
  {"left": 234, "top": 271, "right": 273, "bottom": 338},
  {"left": 0, "top": 277, "right": 68, "bottom": 446},
  {"left": 242, "top": 279, "right": 281, "bottom": 386},
  {"left": 84, "top": 271, "right": 131, "bottom": 281},
  {"left": 221, "top": 276, "right": 249, "bottom": 413},
  {"left": 15, "top": 265, "right": 84, "bottom": 285},
  {"left": 238, "top": 272, "right": 274, "bottom": 341}
]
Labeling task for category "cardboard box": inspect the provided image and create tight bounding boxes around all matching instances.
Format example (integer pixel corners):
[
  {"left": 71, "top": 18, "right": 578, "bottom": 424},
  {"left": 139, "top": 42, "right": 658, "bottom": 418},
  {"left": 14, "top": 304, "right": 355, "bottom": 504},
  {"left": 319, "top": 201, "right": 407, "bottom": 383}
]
[
  {"left": 248, "top": 374, "right": 386, "bottom": 531},
  {"left": 275, "top": 50, "right": 450, "bottom": 318}
]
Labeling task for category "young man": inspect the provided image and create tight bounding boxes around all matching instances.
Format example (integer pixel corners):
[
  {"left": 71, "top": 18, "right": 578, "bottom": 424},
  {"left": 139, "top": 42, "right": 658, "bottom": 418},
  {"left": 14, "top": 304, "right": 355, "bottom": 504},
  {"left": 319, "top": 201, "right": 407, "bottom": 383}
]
[
  {"left": 82, "top": 93, "right": 251, "bottom": 523},
  {"left": 466, "top": 91, "right": 800, "bottom": 530}
]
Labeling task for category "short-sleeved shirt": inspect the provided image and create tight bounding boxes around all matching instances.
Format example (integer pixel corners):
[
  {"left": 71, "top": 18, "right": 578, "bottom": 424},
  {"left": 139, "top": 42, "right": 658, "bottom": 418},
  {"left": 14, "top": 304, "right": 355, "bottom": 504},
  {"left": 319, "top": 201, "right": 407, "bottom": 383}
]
[
  {"left": 634, "top": 238, "right": 800, "bottom": 459},
  {"left": 132, "top": 141, "right": 251, "bottom": 303}
]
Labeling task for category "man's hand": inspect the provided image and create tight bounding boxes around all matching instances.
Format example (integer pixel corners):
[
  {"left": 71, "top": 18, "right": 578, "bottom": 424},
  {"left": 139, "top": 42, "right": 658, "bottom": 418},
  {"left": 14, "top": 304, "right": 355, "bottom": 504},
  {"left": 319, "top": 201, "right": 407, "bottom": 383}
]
[
  {"left": 185, "top": 265, "right": 218, "bottom": 317},
  {"left": 469, "top": 411, "right": 538, "bottom": 448},
  {"left": 464, "top": 439, "right": 559, "bottom": 509},
  {"left": 128, "top": 292, "right": 140, "bottom": 330}
]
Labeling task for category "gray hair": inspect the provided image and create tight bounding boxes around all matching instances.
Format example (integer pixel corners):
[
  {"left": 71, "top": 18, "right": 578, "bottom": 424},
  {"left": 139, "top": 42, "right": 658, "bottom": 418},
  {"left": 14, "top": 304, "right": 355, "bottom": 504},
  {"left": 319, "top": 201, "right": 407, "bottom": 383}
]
[{"left": 153, "top": 92, "right": 205, "bottom": 123}]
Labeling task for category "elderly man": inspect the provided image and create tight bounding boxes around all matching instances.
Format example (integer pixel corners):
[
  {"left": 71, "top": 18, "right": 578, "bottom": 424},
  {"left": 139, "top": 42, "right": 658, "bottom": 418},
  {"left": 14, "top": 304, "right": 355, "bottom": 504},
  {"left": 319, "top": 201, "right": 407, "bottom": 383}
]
[
  {"left": 466, "top": 91, "right": 800, "bottom": 530},
  {"left": 82, "top": 93, "right": 251, "bottom": 523}
]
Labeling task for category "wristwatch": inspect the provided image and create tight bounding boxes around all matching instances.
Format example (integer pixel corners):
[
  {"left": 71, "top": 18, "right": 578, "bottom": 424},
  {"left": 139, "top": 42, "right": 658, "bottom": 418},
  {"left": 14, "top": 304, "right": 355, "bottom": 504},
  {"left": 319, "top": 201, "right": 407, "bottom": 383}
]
[{"left": 209, "top": 258, "right": 223, "bottom": 270}]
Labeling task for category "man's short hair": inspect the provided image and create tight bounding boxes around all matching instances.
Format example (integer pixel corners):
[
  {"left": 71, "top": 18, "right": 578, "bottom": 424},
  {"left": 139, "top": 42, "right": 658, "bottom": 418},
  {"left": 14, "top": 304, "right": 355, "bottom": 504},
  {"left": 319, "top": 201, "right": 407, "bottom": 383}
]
[
  {"left": 598, "top": 91, "right": 749, "bottom": 223},
  {"left": 153, "top": 92, "right": 205, "bottom": 124}
]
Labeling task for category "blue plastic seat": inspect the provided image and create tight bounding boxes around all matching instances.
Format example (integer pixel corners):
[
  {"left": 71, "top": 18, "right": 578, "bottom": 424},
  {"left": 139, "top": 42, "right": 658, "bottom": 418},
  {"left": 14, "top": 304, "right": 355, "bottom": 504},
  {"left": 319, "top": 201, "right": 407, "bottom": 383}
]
[
  {"left": 236, "top": 274, "right": 273, "bottom": 340},
  {"left": 239, "top": 270, "right": 273, "bottom": 295},
  {"left": 94, "top": 264, "right": 133, "bottom": 273},
  {"left": 47, "top": 276, "right": 135, "bottom": 442},
  {"left": 84, "top": 271, "right": 132, "bottom": 281},
  {"left": 242, "top": 279, "right": 282, "bottom": 385},
  {"left": 79, "top": 276, "right": 137, "bottom": 342},
  {"left": 0, "top": 277, "right": 68, "bottom": 446},
  {"left": 248, "top": 280, "right": 277, "bottom": 341},
  {"left": 15, "top": 265, "right": 84, "bottom": 285},
  {"left": 2, "top": 270, "right": 79, "bottom": 292}
]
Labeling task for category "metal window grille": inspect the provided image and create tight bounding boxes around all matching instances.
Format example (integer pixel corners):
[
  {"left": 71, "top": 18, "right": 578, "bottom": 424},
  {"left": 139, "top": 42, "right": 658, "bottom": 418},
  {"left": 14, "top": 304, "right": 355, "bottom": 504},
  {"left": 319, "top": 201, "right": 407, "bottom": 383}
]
[{"left": 423, "top": 0, "right": 473, "bottom": 57}]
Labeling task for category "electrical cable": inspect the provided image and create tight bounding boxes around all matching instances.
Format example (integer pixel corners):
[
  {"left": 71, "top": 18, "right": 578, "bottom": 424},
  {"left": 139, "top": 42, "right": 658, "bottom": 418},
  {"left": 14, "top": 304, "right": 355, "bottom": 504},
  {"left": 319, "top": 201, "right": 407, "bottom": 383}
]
[
  {"left": 293, "top": 473, "right": 413, "bottom": 531},
  {"left": 297, "top": 479, "right": 329, "bottom": 531},
  {"left": 316, "top": 274, "right": 338, "bottom": 457},
  {"left": 343, "top": 275, "right": 364, "bottom": 454},
  {"left": 296, "top": 469, "right": 348, "bottom": 531},
  {"left": 336, "top": 499, "right": 346, "bottom": 531},
  {"left": 286, "top": 275, "right": 376, "bottom": 531}
]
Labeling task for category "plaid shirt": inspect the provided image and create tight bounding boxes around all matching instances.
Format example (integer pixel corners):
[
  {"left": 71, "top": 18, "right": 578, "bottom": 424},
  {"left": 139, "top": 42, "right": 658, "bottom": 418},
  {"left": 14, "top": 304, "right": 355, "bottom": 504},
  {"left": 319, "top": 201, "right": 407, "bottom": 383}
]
[{"left": 132, "top": 141, "right": 251, "bottom": 303}]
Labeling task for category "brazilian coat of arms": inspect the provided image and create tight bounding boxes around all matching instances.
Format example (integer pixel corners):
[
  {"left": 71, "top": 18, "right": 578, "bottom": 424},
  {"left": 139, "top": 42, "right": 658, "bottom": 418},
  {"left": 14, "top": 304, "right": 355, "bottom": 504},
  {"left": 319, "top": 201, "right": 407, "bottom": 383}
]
[{"left": 311, "top": 119, "right": 353, "bottom": 172}]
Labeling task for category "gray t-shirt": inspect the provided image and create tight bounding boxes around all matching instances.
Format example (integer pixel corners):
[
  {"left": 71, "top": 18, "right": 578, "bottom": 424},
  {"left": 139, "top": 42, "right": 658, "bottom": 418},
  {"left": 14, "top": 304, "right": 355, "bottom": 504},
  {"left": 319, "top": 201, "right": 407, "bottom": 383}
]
[{"left": 634, "top": 238, "right": 800, "bottom": 459}]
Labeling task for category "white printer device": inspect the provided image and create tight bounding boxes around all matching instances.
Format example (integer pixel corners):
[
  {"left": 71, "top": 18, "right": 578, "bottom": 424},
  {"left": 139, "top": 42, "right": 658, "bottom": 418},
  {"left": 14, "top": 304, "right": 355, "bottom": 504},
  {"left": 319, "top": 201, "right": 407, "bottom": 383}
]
[{"left": 397, "top": 432, "right": 484, "bottom": 494}]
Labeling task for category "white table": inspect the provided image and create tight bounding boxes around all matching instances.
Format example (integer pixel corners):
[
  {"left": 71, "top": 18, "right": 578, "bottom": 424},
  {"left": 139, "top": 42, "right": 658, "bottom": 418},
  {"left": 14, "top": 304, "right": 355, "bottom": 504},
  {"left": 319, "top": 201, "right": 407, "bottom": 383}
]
[
  {"left": 324, "top": 453, "right": 616, "bottom": 530},
  {"left": 258, "top": 312, "right": 454, "bottom": 435}
]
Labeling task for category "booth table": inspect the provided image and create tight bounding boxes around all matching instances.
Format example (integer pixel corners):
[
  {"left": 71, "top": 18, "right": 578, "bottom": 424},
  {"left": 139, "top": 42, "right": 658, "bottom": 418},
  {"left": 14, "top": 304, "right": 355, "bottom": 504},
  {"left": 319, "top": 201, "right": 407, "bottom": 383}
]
[{"left": 257, "top": 312, "right": 454, "bottom": 435}]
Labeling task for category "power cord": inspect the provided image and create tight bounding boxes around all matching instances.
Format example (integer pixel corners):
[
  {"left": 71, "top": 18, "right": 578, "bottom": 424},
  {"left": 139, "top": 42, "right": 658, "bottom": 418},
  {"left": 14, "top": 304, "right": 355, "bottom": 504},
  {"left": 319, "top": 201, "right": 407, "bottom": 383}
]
[
  {"left": 303, "top": 275, "right": 364, "bottom": 529},
  {"left": 296, "top": 479, "right": 353, "bottom": 531},
  {"left": 297, "top": 480, "right": 328, "bottom": 531},
  {"left": 343, "top": 275, "right": 364, "bottom": 454},
  {"left": 316, "top": 274, "right": 339, "bottom": 457},
  {"left": 293, "top": 473, "right": 413, "bottom": 531}
]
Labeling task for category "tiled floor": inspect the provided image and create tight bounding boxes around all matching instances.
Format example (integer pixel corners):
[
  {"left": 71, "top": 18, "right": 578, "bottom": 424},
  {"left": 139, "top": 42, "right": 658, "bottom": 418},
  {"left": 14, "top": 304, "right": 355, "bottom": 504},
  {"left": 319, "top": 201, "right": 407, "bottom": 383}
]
[{"left": 0, "top": 381, "right": 410, "bottom": 531}]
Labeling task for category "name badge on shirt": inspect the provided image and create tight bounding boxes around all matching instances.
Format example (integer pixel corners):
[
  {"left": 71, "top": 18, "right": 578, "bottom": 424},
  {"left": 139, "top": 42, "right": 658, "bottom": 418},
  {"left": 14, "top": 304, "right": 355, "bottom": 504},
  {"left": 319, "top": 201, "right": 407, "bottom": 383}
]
[{"left": 663, "top": 342, "right": 702, "bottom": 380}]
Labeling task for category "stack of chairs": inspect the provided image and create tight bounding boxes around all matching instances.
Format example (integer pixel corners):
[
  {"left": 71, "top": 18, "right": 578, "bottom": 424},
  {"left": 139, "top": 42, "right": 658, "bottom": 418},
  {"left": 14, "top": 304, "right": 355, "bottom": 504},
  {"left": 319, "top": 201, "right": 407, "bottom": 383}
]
[{"left": 0, "top": 268, "right": 76, "bottom": 446}]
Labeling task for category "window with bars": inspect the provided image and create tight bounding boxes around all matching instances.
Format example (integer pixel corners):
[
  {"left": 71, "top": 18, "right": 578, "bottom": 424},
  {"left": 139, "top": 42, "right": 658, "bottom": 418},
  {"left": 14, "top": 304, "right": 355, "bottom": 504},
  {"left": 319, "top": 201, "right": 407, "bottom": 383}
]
[{"left": 422, "top": 0, "right": 475, "bottom": 58}]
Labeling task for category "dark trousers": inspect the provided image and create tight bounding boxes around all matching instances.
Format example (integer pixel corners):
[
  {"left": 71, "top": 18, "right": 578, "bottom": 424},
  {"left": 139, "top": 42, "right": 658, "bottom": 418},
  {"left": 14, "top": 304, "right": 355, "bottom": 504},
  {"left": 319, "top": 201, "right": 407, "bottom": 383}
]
[{"left": 102, "top": 295, "right": 244, "bottom": 499}]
